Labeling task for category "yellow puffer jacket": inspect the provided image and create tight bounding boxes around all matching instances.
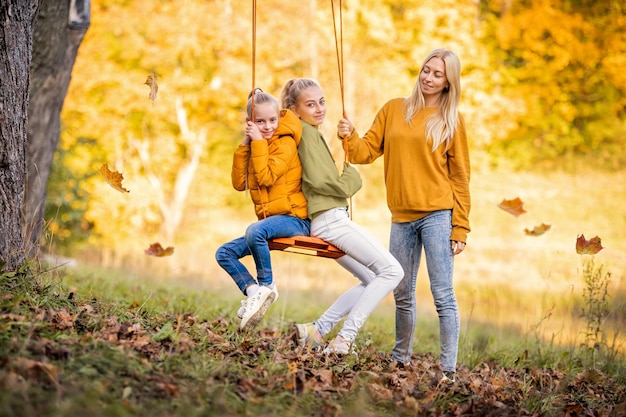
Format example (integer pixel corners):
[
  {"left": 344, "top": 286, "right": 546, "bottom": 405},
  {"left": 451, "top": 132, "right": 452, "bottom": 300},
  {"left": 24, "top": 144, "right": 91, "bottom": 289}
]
[{"left": 231, "top": 109, "right": 308, "bottom": 220}]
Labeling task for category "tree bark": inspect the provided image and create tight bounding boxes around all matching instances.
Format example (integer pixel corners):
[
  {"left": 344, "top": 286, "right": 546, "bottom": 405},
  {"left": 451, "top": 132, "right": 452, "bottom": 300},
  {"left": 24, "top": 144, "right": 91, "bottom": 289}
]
[
  {"left": 23, "top": 0, "right": 89, "bottom": 257},
  {"left": 0, "top": 0, "right": 41, "bottom": 272}
]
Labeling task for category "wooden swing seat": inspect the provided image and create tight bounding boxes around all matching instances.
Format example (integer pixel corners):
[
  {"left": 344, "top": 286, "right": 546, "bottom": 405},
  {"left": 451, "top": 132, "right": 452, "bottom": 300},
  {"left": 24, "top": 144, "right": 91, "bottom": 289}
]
[{"left": 268, "top": 236, "right": 344, "bottom": 259}]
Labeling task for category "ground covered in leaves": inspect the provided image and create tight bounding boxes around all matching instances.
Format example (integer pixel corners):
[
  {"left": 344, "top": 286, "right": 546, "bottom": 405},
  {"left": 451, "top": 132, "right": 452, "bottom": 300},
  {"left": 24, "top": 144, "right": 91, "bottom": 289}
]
[{"left": 1, "top": 276, "right": 625, "bottom": 417}]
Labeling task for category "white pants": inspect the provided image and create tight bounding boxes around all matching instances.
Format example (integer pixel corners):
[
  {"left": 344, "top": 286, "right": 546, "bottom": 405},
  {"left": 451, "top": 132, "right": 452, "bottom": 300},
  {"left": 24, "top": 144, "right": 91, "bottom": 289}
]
[{"left": 311, "top": 208, "right": 403, "bottom": 341}]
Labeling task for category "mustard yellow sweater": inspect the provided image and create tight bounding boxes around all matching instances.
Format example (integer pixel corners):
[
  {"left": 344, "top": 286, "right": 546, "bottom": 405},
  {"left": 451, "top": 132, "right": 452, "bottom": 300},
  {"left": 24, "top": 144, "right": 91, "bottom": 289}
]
[{"left": 345, "top": 98, "right": 471, "bottom": 243}]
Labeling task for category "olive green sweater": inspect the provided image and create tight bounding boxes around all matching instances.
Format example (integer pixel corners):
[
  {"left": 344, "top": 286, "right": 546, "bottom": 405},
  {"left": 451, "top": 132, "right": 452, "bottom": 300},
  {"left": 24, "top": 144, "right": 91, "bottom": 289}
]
[
  {"left": 298, "top": 121, "right": 362, "bottom": 220},
  {"left": 344, "top": 98, "right": 471, "bottom": 243}
]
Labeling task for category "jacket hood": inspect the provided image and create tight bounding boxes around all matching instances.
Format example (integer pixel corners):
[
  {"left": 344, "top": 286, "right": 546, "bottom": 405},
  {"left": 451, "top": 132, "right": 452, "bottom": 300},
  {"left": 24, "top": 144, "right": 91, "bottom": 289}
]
[{"left": 273, "top": 109, "right": 302, "bottom": 146}]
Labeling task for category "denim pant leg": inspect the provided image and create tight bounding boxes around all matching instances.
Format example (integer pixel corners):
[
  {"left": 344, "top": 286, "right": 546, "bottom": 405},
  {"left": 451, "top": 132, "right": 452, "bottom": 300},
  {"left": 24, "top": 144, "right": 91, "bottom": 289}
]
[
  {"left": 390, "top": 221, "right": 421, "bottom": 364},
  {"left": 215, "top": 236, "right": 256, "bottom": 295},
  {"left": 421, "top": 211, "right": 459, "bottom": 372},
  {"left": 312, "top": 208, "right": 403, "bottom": 342},
  {"left": 390, "top": 210, "right": 459, "bottom": 371},
  {"left": 245, "top": 215, "right": 311, "bottom": 287}
]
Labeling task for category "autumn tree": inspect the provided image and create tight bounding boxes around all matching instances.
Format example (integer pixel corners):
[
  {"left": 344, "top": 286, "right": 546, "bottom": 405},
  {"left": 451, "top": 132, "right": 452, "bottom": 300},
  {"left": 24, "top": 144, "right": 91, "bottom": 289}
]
[
  {"left": 0, "top": 0, "right": 41, "bottom": 272},
  {"left": 23, "top": 0, "right": 90, "bottom": 258},
  {"left": 484, "top": 0, "right": 626, "bottom": 169},
  {"left": 50, "top": 0, "right": 335, "bottom": 265},
  {"left": 45, "top": 0, "right": 626, "bottom": 271}
]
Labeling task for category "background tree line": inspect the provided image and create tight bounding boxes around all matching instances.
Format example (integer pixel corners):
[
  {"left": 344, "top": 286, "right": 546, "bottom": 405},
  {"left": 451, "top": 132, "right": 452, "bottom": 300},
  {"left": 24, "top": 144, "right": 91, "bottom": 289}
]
[{"left": 26, "top": 0, "right": 626, "bottom": 270}]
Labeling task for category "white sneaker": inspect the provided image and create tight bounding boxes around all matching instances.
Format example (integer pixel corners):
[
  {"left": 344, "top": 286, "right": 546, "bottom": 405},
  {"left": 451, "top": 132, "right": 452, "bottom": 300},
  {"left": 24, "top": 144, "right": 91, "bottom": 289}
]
[
  {"left": 270, "top": 285, "right": 279, "bottom": 302},
  {"left": 441, "top": 371, "right": 456, "bottom": 383},
  {"left": 322, "top": 335, "right": 353, "bottom": 355},
  {"left": 237, "top": 285, "right": 278, "bottom": 320},
  {"left": 294, "top": 322, "right": 323, "bottom": 351},
  {"left": 236, "top": 299, "right": 246, "bottom": 319},
  {"left": 240, "top": 286, "right": 276, "bottom": 332}
]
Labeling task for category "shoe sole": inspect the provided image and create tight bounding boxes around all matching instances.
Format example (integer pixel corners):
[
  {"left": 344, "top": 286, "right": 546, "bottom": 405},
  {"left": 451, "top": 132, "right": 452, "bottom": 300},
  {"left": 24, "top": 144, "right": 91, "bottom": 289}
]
[
  {"left": 240, "top": 293, "right": 276, "bottom": 332},
  {"left": 323, "top": 348, "right": 351, "bottom": 355}
]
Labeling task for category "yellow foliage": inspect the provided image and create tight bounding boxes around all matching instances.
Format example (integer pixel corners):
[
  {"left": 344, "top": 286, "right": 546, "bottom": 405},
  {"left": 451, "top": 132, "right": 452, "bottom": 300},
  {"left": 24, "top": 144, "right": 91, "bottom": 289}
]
[{"left": 52, "top": 0, "right": 626, "bottom": 263}]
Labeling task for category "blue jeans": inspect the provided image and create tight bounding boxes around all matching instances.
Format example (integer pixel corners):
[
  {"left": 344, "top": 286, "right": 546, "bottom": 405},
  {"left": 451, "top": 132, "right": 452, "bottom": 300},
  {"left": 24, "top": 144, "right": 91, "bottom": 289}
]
[
  {"left": 215, "top": 215, "right": 310, "bottom": 295},
  {"left": 311, "top": 208, "right": 403, "bottom": 342},
  {"left": 390, "top": 210, "right": 460, "bottom": 372}
]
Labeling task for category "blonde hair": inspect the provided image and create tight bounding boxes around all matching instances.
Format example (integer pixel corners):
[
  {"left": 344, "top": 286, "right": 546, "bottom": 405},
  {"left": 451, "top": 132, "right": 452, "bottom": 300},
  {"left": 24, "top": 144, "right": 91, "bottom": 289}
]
[
  {"left": 246, "top": 88, "right": 279, "bottom": 120},
  {"left": 280, "top": 78, "right": 320, "bottom": 110},
  {"left": 403, "top": 49, "right": 461, "bottom": 152}
]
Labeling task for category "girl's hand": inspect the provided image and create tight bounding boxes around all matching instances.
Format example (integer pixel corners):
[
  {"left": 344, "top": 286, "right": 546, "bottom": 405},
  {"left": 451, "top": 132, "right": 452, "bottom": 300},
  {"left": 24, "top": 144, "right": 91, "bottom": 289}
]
[
  {"left": 245, "top": 121, "right": 263, "bottom": 141},
  {"left": 450, "top": 240, "right": 465, "bottom": 255},
  {"left": 337, "top": 117, "right": 354, "bottom": 138}
]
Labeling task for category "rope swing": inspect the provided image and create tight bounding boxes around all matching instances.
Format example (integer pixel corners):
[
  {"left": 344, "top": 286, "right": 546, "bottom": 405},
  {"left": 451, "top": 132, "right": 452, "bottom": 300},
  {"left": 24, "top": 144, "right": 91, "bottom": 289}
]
[
  {"left": 330, "top": 0, "right": 353, "bottom": 219},
  {"left": 261, "top": 1, "right": 347, "bottom": 258}
]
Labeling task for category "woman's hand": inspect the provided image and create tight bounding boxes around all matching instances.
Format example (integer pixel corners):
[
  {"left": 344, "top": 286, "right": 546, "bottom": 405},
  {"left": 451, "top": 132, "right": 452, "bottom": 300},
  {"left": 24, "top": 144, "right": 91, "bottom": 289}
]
[
  {"left": 337, "top": 117, "right": 354, "bottom": 138},
  {"left": 451, "top": 240, "right": 465, "bottom": 255}
]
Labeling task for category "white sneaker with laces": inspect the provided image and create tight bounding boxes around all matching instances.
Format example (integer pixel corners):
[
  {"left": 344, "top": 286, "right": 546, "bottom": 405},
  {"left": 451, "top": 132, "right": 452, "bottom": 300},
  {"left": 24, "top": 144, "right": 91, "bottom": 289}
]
[{"left": 240, "top": 286, "right": 276, "bottom": 332}]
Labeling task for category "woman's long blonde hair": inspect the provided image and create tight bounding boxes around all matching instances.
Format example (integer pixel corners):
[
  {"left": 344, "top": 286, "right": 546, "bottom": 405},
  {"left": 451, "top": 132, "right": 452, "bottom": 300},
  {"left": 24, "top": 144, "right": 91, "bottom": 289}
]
[{"left": 403, "top": 48, "right": 461, "bottom": 152}]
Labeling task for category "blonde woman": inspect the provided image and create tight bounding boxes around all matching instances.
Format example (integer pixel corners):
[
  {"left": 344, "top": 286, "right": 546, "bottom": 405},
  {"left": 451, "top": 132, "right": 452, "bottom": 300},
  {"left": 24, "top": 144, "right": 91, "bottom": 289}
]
[{"left": 337, "top": 49, "right": 471, "bottom": 382}]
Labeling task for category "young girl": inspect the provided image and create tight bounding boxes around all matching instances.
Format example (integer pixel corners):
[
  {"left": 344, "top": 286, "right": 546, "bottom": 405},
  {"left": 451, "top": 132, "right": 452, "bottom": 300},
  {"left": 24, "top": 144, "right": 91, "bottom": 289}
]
[
  {"left": 337, "top": 48, "right": 470, "bottom": 381},
  {"left": 215, "top": 89, "right": 310, "bottom": 332},
  {"left": 280, "top": 78, "right": 403, "bottom": 355}
]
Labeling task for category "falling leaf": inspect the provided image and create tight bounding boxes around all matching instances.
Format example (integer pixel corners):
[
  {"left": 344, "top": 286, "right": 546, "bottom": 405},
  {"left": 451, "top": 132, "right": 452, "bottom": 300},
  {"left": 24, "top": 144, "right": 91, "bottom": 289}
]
[
  {"left": 144, "top": 73, "right": 158, "bottom": 105},
  {"left": 99, "top": 163, "right": 130, "bottom": 193},
  {"left": 145, "top": 242, "right": 174, "bottom": 257},
  {"left": 576, "top": 234, "right": 603, "bottom": 255},
  {"left": 524, "top": 223, "right": 551, "bottom": 236},
  {"left": 497, "top": 197, "right": 527, "bottom": 217}
]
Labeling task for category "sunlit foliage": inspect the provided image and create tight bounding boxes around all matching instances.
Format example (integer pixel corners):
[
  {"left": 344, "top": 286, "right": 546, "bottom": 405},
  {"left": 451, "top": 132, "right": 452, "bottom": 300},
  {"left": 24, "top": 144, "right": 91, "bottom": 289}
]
[{"left": 48, "top": 0, "right": 626, "bottom": 262}]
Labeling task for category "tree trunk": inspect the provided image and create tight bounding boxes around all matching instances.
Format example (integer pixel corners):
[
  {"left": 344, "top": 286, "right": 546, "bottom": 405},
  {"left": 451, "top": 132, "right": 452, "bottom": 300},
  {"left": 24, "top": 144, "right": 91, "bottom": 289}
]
[
  {"left": 0, "top": 1, "right": 41, "bottom": 272},
  {"left": 23, "top": 0, "right": 90, "bottom": 257}
]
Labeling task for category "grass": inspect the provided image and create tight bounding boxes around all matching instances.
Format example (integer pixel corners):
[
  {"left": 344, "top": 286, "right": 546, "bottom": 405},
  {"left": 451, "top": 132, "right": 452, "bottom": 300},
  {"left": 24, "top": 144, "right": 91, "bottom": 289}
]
[
  {"left": 5, "top": 164, "right": 626, "bottom": 415},
  {"left": 1, "top": 261, "right": 625, "bottom": 417}
]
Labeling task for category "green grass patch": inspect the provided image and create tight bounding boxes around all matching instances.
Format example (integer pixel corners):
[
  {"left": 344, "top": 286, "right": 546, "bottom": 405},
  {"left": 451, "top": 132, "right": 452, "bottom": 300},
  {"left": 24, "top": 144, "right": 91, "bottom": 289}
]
[{"left": 0, "top": 265, "right": 624, "bottom": 416}]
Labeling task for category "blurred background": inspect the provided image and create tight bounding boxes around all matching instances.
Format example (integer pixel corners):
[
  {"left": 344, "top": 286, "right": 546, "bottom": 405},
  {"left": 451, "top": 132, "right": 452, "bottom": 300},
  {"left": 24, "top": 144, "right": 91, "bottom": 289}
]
[{"left": 44, "top": 0, "right": 625, "bottom": 350}]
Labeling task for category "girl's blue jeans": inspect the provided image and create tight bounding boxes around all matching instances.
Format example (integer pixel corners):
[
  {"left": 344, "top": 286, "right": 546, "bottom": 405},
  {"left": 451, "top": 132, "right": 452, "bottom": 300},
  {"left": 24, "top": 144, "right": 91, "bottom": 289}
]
[
  {"left": 390, "top": 210, "right": 460, "bottom": 373},
  {"left": 215, "top": 215, "right": 310, "bottom": 295}
]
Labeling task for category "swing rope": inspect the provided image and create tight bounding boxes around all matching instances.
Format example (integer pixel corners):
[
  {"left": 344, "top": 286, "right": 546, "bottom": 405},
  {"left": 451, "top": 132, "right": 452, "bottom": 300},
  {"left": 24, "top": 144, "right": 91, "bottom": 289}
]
[
  {"left": 331, "top": 0, "right": 345, "bottom": 120},
  {"left": 250, "top": 0, "right": 257, "bottom": 120},
  {"left": 331, "top": 0, "right": 353, "bottom": 220}
]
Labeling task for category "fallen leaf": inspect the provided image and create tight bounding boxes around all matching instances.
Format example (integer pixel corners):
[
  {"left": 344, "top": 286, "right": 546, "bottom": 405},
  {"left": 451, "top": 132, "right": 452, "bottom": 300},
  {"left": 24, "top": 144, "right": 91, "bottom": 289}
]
[
  {"left": 99, "top": 163, "right": 130, "bottom": 193},
  {"left": 576, "top": 234, "right": 603, "bottom": 255},
  {"left": 49, "top": 308, "right": 74, "bottom": 330},
  {"left": 10, "top": 357, "right": 59, "bottom": 385},
  {"left": 144, "top": 73, "right": 158, "bottom": 105},
  {"left": 145, "top": 242, "right": 174, "bottom": 257},
  {"left": 524, "top": 223, "right": 551, "bottom": 236},
  {"left": 497, "top": 197, "right": 527, "bottom": 217}
]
